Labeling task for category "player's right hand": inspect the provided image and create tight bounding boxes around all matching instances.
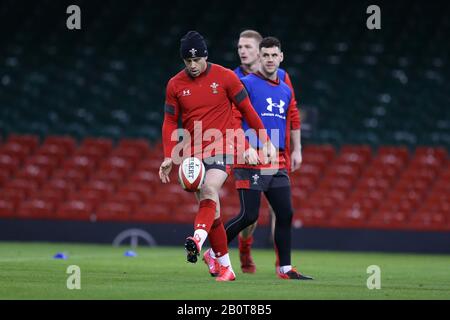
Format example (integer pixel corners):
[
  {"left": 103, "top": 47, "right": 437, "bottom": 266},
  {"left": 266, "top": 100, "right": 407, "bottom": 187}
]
[
  {"left": 159, "top": 158, "right": 173, "bottom": 183},
  {"left": 244, "top": 147, "right": 260, "bottom": 165}
]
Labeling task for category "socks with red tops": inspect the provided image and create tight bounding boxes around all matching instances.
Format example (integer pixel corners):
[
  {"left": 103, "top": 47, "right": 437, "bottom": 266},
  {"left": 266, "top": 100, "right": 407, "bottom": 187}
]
[
  {"left": 208, "top": 218, "right": 228, "bottom": 258},
  {"left": 193, "top": 199, "right": 216, "bottom": 249},
  {"left": 238, "top": 235, "right": 253, "bottom": 254}
]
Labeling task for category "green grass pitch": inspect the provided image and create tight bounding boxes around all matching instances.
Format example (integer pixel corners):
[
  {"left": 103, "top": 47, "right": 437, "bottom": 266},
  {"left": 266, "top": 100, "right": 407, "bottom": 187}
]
[{"left": 0, "top": 242, "right": 449, "bottom": 300}]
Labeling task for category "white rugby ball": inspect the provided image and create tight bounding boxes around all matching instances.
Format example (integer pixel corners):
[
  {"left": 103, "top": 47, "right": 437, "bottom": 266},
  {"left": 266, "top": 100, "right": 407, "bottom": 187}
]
[{"left": 178, "top": 157, "right": 205, "bottom": 192}]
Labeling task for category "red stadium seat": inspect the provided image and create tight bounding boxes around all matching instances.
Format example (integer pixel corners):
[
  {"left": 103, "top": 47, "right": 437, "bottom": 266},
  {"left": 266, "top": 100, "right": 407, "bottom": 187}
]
[
  {"left": 415, "top": 146, "right": 447, "bottom": 159},
  {"left": 109, "top": 191, "right": 143, "bottom": 208},
  {"left": 110, "top": 147, "right": 143, "bottom": 164},
  {"left": 293, "top": 206, "right": 329, "bottom": 227},
  {"left": 62, "top": 155, "right": 98, "bottom": 177},
  {"left": 51, "top": 169, "right": 87, "bottom": 187},
  {"left": 30, "top": 188, "right": 66, "bottom": 204},
  {"left": 15, "top": 164, "right": 50, "bottom": 185},
  {"left": 56, "top": 200, "right": 95, "bottom": 221},
  {"left": 290, "top": 186, "right": 309, "bottom": 204},
  {"left": 90, "top": 169, "right": 126, "bottom": 187},
  {"left": 35, "top": 144, "right": 69, "bottom": 165},
  {"left": 4, "top": 179, "right": 39, "bottom": 197},
  {"left": 118, "top": 183, "right": 153, "bottom": 203},
  {"left": 0, "top": 154, "right": 21, "bottom": 174},
  {"left": 43, "top": 136, "right": 77, "bottom": 154},
  {"left": 377, "top": 146, "right": 410, "bottom": 162},
  {"left": 74, "top": 146, "right": 107, "bottom": 163},
  {"left": 118, "top": 139, "right": 150, "bottom": 156},
  {"left": 409, "top": 212, "right": 447, "bottom": 231},
  {"left": 137, "top": 158, "right": 162, "bottom": 171},
  {"left": 25, "top": 154, "right": 59, "bottom": 172},
  {"left": 81, "top": 137, "right": 113, "bottom": 154},
  {"left": 340, "top": 145, "right": 372, "bottom": 161},
  {"left": 16, "top": 199, "right": 56, "bottom": 219},
  {"left": 0, "top": 169, "right": 10, "bottom": 187},
  {"left": 0, "top": 188, "right": 27, "bottom": 206},
  {"left": 96, "top": 201, "right": 132, "bottom": 221},
  {"left": 357, "top": 176, "right": 391, "bottom": 190},
  {"left": 131, "top": 204, "right": 171, "bottom": 223},
  {"left": 128, "top": 170, "right": 160, "bottom": 185},
  {"left": 7, "top": 134, "right": 40, "bottom": 152},
  {"left": 0, "top": 199, "right": 16, "bottom": 218},
  {"left": 68, "top": 188, "right": 107, "bottom": 206},
  {"left": 331, "top": 205, "right": 371, "bottom": 228},
  {"left": 85, "top": 179, "right": 116, "bottom": 193},
  {"left": 320, "top": 176, "right": 354, "bottom": 191},
  {"left": 98, "top": 156, "right": 134, "bottom": 176},
  {"left": 303, "top": 144, "right": 336, "bottom": 161},
  {"left": 370, "top": 209, "right": 409, "bottom": 229},
  {"left": 0, "top": 142, "right": 32, "bottom": 163}
]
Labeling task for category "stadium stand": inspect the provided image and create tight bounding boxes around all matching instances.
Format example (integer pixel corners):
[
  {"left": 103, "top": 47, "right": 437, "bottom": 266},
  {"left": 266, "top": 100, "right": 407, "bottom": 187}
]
[
  {"left": 0, "top": 135, "right": 448, "bottom": 231},
  {"left": 0, "top": 1, "right": 449, "bottom": 233}
]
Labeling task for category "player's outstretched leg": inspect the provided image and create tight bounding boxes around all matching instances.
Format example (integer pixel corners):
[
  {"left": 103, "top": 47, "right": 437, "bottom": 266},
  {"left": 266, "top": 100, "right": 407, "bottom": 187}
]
[{"left": 185, "top": 198, "right": 217, "bottom": 263}]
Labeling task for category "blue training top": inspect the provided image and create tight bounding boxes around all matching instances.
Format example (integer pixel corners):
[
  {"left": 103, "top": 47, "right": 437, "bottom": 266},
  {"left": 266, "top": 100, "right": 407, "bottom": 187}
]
[{"left": 239, "top": 73, "right": 292, "bottom": 150}]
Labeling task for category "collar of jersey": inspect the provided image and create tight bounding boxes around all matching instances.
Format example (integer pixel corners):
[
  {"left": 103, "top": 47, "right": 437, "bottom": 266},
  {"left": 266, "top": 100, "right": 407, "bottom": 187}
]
[{"left": 255, "top": 71, "right": 280, "bottom": 85}]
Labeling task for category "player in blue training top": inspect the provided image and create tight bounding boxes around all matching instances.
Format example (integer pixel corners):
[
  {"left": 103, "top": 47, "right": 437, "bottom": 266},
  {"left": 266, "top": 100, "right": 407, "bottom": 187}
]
[
  {"left": 232, "top": 30, "right": 303, "bottom": 274},
  {"left": 206, "top": 36, "right": 312, "bottom": 280}
]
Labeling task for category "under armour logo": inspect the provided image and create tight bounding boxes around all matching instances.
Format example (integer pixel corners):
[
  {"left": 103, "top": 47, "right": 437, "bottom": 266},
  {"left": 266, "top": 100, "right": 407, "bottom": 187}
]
[
  {"left": 182, "top": 89, "right": 191, "bottom": 96},
  {"left": 252, "top": 174, "right": 259, "bottom": 185},
  {"left": 216, "top": 161, "right": 224, "bottom": 166},
  {"left": 210, "top": 82, "right": 219, "bottom": 94},
  {"left": 266, "top": 97, "right": 285, "bottom": 114},
  {"left": 196, "top": 224, "right": 206, "bottom": 228},
  {"left": 189, "top": 48, "right": 197, "bottom": 57}
]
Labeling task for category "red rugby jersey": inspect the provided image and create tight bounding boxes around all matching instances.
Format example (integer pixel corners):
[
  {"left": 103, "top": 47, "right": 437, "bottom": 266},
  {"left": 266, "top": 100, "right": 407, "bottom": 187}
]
[{"left": 162, "top": 63, "right": 268, "bottom": 159}]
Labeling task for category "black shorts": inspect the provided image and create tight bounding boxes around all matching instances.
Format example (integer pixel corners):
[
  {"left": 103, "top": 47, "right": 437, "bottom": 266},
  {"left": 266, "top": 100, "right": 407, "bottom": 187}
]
[
  {"left": 202, "top": 154, "right": 233, "bottom": 174},
  {"left": 233, "top": 168, "right": 290, "bottom": 191}
]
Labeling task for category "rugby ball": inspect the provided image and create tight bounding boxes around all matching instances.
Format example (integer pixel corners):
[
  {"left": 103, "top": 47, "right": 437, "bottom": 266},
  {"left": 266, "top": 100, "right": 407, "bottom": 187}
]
[{"left": 178, "top": 157, "right": 205, "bottom": 192}]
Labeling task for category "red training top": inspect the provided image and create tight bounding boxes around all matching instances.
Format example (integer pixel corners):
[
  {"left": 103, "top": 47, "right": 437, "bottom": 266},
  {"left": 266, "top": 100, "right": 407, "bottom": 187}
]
[{"left": 162, "top": 63, "right": 268, "bottom": 159}]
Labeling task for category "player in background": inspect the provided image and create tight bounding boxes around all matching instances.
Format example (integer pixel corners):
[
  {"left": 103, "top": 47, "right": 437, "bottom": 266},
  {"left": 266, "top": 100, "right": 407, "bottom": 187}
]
[
  {"left": 233, "top": 30, "right": 302, "bottom": 274},
  {"left": 159, "top": 31, "right": 276, "bottom": 281},
  {"left": 205, "top": 36, "right": 312, "bottom": 280}
]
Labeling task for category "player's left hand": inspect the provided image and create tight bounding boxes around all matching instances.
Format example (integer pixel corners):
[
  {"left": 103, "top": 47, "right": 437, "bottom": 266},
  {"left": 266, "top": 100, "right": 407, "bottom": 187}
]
[
  {"left": 244, "top": 147, "right": 260, "bottom": 165},
  {"left": 262, "top": 141, "right": 277, "bottom": 164},
  {"left": 291, "top": 150, "right": 302, "bottom": 172}
]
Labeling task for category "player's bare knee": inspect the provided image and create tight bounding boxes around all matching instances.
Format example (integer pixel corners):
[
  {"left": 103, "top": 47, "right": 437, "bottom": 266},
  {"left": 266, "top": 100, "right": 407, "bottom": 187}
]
[{"left": 199, "top": 184, "right": 217, "bottom": 200}]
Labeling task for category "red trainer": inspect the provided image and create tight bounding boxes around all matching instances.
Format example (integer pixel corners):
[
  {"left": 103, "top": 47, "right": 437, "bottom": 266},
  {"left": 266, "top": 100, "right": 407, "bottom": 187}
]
[
  {"left": 216, "top": 265, "right": 236, "bottom": 282},
  {"left": 277, "top": 267, "right": 313, "bottom": 280},
  {"left": 240, "top": 251, "right": 256, "bottom": 273},
  {"left": 203, "top": 249, "right": 220, "bottom": 277},
  {"left": 239, "top": 236, "right": 256, "bottom": 273}
]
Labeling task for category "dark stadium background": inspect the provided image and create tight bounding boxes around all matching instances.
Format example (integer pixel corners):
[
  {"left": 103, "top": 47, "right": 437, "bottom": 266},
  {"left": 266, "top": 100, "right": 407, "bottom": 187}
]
[{"left": 0, "top": 0, "right": 449, "bottom": 253}]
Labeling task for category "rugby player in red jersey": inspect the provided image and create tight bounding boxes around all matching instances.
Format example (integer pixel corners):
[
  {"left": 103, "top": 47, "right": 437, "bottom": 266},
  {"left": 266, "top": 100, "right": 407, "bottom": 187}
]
[{"left": 159, "top": 31, "right": 276, "bottom": 281}]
